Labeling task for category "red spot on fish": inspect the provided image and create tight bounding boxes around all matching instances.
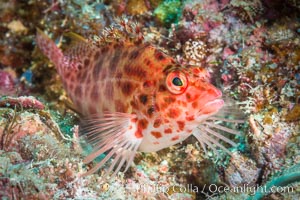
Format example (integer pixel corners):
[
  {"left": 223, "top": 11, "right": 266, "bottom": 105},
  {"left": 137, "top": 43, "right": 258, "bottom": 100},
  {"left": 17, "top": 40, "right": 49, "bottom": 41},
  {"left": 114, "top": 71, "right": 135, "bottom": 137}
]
[
  {"left": 101, "top": 46, "right": 109, "bottom": 53},
  {"left": 179, "top": 100, "right": 187, "bottom": 107},
  {"left": 124, "top": 64, "right": 147, "bottom": 79},
  {"left": 154, "top": 103, "right": 160, "bottom": 111},
  {"left": 164, "top": 128, "right": 172, "bottom": 134},
  {"left": 186, "top": 93, "right": 200, "bottom": 103},
  {"left": 154, "top": 49, "right": 165, "bottom": 61},
  {"left": 144, "top": 58, "right": 152, "bottom": 67},
  {"left": 143, "top": 81, "right": 153, "bottom": 88},
  {"left": 129, "top": 49, "right": 140, "bottom": 60},
  {"left": 135, "top": 130, "right": 143, "bottom": 138},
  {"left": 65, "top": 72, "right": 71, "bottom": 79},
  {"left": 77, "top": 64, "right": 83, "bottom": 70},
  {"left": 121, "top": 81, "right": 134, "bottom": 96},
  {"left": 130, "top": 100, "right": 138, "bottom": 109},
  {"left": 147, "top": 106, "right": 155, "bottom": 117},
  {"left": 186, "top": 93, "right": 191, "bottom": 102},
  {"left": 135, "top": 119, "right": 148, "bottom": 139},
  {"left": 159, "top": 84, "right": 167, "bottom": 92},
  {"left": 94, "top": 51, "right": 100, "bottom": 59},
  {"left": 153, "top": 141, "right": 159, "bottom": 145},
  {"left": 186, "top": 115, "right": 194, "bottom": 121},
  {"left": 163, "top": 96, "right": 176, "bottom": 104},
  {"left": 208, "top": 87, "right": 221, "bottom": 97},
  {"left": 138, "top": 119, "right": 148, "bottom": 130},
  {"left": 167, "top": 108, "right": 181, "bottom": 118},
  {"left": 171, "top": 135, "right": 179, "bottom": 141},
  {"left": 177, "top": 121, "right": 185, "bottom": 131},
  {"left": 139, "top": 94, "right": 148, "bottom": 105},
  {"left": 192, "top": 101, "right": 198, "bottom": 109},
  {"left": 153, "top": 118, "right": 162, "bottom": 128},
  {"left": 151, "top": 131, "right": 162, "bottom": 139},
  {"left": 84, "top": 59, "right": 90, "bottom": 66},
  {"left": 160, "top": 103, "right": 167, "bottom": 110}
]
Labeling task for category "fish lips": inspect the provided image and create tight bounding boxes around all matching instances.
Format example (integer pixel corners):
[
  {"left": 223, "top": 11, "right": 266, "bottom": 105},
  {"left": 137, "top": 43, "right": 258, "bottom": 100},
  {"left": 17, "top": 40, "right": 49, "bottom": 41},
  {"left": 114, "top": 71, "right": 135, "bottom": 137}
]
[{"left": 198, "top": 98, "right": 224, "bottom": 115}]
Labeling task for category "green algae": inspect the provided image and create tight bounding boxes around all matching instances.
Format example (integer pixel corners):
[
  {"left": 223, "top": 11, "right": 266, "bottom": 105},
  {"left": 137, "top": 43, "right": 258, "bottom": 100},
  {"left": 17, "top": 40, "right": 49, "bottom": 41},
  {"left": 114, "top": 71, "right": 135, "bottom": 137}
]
[
  {"left": 154, "top": 0, "right": 183, "bottom": 27},
  {"left": 49, "top": 110, "right": 78, "bottom": 138}
]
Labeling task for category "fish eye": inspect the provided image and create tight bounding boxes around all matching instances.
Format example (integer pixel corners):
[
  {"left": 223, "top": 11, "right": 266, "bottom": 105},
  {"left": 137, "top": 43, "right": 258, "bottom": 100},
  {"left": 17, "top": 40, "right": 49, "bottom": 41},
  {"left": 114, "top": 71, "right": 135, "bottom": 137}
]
[
  {"left": 166, "top": 71, "right": 188, "bottom": 94},
  {"left": 172, "top": 77, "right": 183, "bottom": 86}
]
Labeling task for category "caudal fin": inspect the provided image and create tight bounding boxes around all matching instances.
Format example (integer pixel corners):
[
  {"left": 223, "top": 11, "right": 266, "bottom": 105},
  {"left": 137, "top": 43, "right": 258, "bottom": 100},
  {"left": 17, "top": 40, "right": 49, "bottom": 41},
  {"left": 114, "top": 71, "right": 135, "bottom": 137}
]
[{"left": 36, "top": 29, "right": 64, "bottom": 74}]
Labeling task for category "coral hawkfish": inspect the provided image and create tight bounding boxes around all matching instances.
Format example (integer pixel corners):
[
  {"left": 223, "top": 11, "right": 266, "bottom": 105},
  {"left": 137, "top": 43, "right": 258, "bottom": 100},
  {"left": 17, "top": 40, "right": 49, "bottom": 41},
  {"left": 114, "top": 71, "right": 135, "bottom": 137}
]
[{"left": 36, "top": 19, "right": 242, "bottom": 178}]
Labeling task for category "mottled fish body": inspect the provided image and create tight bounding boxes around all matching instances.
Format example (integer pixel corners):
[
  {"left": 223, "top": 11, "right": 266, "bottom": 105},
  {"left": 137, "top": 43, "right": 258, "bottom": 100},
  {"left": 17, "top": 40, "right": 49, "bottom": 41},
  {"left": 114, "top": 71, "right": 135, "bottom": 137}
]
[{"left": 36, "top": 19, "right": 242, "bottom": 178}]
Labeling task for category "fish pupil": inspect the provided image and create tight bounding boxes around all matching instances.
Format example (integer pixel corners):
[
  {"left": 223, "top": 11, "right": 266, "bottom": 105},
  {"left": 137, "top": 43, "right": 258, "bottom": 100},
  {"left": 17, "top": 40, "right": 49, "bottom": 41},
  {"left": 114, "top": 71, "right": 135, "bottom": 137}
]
[{"left": 172, "top": 77, "right": 183, "bottom": 86}]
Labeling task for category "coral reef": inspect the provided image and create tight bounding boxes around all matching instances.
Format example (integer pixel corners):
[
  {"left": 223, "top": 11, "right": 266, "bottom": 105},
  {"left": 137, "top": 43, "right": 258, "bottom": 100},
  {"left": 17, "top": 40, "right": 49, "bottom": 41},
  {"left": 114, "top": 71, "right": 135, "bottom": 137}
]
[
  {"left": 227, "top": 0, "right": 264, "bottom": 23},
  {"left": 224, "top": 152, "right": 261, "bottom": 187},
  {"left": 0, "top": 0, "right": 299, "bottom": 199}
]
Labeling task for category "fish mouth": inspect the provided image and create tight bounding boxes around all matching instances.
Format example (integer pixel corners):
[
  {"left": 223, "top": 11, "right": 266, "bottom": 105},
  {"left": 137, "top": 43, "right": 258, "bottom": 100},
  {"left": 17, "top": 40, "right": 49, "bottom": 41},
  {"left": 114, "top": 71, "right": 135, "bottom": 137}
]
[{"left": 198, "top": 99, "right": 224, "bottom": 115}]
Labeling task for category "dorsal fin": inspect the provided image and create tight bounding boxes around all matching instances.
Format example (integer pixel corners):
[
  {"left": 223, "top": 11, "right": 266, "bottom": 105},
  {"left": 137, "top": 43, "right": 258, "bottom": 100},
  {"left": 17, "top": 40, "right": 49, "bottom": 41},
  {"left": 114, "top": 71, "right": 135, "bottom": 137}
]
[
  {"left": 62, "top": 32, "right": 96, "bottom": 70},
  {"left": 36, "top": 28, "right": 65, "bottom": 75},
  {"left": 89, "top": 17, "right": 144, "bottom": 48},
  {"left": 36, "top": 29, "right": 96, "bottom": 73}
]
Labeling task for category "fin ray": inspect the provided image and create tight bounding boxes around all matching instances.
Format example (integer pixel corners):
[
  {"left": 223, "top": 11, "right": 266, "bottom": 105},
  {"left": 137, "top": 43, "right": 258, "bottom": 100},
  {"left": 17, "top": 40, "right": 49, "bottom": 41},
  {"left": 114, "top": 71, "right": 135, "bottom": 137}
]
[
  {"left": 204, "top": 121, "right": 241, "bottom": 135},
  {"left": 80, "top": 112, "right": 142, "bottom": 178},
  {"left": 197, "top": 126, "right": 231, "bottom": 154},
  {"left": 36, "top": 28, "right": 64, "bottom": 74},
  {"left": 194, "top": 129, "right": 220, "bottom": 156}
]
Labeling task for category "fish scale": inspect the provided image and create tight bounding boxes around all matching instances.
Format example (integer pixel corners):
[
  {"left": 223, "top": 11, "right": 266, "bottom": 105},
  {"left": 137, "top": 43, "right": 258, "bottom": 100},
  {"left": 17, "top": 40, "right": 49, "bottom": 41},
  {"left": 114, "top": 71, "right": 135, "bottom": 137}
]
[{"left": 36, "top": 19, "right": 243, "bottom": 178}]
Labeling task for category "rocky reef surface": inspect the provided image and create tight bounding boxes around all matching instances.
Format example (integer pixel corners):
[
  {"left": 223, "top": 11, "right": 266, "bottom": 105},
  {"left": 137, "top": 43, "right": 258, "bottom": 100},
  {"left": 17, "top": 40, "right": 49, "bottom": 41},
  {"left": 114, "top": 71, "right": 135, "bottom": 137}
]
[{"left": 0, "top": 0, "right": 299, "bottom": 199}]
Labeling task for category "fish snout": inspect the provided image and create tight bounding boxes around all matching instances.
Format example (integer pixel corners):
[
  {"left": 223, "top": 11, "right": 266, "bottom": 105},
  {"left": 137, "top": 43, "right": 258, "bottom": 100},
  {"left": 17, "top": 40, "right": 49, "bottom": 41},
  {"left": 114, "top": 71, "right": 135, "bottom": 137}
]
[
  {"left": 206, "top": 83, "right": 222, "bottom": 99},
  {"left": 194, "top": 83, "right": 224, "bottom": 116}
]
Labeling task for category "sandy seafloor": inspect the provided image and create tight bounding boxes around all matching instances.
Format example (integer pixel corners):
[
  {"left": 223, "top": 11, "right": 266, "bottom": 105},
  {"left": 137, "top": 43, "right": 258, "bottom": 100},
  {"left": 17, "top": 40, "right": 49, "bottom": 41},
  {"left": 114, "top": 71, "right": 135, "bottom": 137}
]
[{"left": 0, "top": 0, "right": 300, "bottom": 199}]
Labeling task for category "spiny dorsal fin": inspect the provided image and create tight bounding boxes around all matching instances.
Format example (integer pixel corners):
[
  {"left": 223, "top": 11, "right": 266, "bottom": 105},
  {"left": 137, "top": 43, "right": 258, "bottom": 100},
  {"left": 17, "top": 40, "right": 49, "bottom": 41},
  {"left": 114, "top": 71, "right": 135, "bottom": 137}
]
[
  {"left": 36, "top": 28, "right": 64, "bottom": 74},
  {"left": 89, "top": 17, "right": 144, "bottom": 48},
  {"left": 62, "top": 32, "right": 97, "bottom": 70}
]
